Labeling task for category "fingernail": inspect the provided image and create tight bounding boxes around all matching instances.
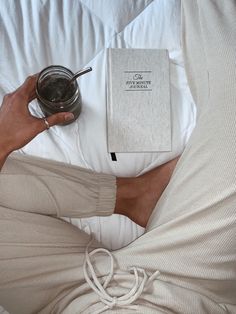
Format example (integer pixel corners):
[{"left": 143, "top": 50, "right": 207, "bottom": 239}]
[{"left": 65, "top": 113, "right": 75, "bottom": 121}]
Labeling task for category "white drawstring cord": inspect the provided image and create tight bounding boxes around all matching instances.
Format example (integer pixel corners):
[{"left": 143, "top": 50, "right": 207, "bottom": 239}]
[{"left": 83, "top": 236, "right": 160, "bottom": 314}]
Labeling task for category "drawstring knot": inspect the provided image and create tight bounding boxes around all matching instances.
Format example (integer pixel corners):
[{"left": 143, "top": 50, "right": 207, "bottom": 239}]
[{"left": 83, "top": 237, "right": 160, "bottom": 314}]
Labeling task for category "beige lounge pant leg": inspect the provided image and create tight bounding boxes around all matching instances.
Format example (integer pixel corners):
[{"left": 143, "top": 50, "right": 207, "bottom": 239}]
[
  {"left": 0, "top": 154, "right": 116, "bottom": 314},
  {"left": 0, "top": 153, "right": 116, "bottom": 219},
  {"left": 116, "top": 0, "right": 236, "bottom": 311}
]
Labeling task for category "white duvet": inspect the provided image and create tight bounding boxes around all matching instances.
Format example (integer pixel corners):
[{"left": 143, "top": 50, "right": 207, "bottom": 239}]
[{"left": 0, "top": 0, "right": 196, "bottom": 251}]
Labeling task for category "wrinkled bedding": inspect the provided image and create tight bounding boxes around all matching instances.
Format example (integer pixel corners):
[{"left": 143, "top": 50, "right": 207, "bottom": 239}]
[{"left": 0, "top": 0, "right": 196, "bottom": 251}]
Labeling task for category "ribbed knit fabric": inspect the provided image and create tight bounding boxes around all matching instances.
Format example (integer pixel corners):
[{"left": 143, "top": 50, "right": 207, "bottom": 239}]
[
  {"left": 0, "top": 1, "right": 236, "bottom": 313},
  {"left": 0, "top": 153, "right": 116, "bottom": 218}
]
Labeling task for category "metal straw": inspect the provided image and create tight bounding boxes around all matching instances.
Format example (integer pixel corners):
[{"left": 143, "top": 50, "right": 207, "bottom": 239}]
[{"left": 61, "top": 66, "right": 92, "bottom": 100}]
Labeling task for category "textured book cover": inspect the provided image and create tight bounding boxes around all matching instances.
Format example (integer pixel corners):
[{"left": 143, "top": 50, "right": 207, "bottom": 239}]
[{"left": 107, "top": 48, "right": 171, "bottom": 153}]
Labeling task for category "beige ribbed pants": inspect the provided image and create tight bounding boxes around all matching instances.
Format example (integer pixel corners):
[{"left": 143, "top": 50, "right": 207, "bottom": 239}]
[{"left": 0, "top": 1, "right": 236, "bottom": 313}]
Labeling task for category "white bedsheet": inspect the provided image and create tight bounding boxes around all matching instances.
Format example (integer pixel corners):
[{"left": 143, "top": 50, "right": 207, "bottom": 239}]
[
  {"left": 0, "top": 306, "right": 8, "bottom": 314},
  {"left": 0, "top": 0, "right": 196, "bottom": 251}
]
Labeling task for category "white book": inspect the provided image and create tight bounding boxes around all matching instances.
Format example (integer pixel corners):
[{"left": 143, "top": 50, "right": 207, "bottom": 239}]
[{"left": 106, "top": 48, "right": 171, "bottom": 153}]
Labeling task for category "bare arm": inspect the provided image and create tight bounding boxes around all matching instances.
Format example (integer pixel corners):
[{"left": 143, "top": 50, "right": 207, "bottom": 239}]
[{"left": 0, "top": 75, "right": 74, "bottom": 170}]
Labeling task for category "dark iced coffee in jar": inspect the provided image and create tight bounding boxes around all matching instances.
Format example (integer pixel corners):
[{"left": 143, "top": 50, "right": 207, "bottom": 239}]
[{"left": 36, "top": 65, "right": 81, "bottom": 125}]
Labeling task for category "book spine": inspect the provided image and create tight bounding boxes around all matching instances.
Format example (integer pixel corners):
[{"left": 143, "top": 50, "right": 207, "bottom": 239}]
[{"left": 106, "top": 48, "right": 113, "bottom": 153}]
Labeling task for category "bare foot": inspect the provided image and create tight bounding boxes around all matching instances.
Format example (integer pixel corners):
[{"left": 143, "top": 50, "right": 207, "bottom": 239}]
[{"left": 114, "top": 157, "right": 179, "bottom": 227}]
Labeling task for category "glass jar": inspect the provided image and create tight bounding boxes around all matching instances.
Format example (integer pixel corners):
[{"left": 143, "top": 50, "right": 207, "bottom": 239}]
[{"left": 36, "top": 65, "right": 81, "bottom": 125}]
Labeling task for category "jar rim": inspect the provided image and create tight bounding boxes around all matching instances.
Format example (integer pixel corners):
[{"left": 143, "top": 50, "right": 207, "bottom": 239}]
[{"left": 38, "top": 65, "right": 74, "bottom": 77}]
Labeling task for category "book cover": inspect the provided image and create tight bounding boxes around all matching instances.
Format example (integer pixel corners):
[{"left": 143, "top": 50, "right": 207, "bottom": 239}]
[{"left": 107, "top": 48, "right": 171, "bottom": 153}]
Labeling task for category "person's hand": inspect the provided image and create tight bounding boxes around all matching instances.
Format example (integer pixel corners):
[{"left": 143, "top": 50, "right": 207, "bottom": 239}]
[{"left": 0, "top": 75, "right": 74, "bottom": 167}]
